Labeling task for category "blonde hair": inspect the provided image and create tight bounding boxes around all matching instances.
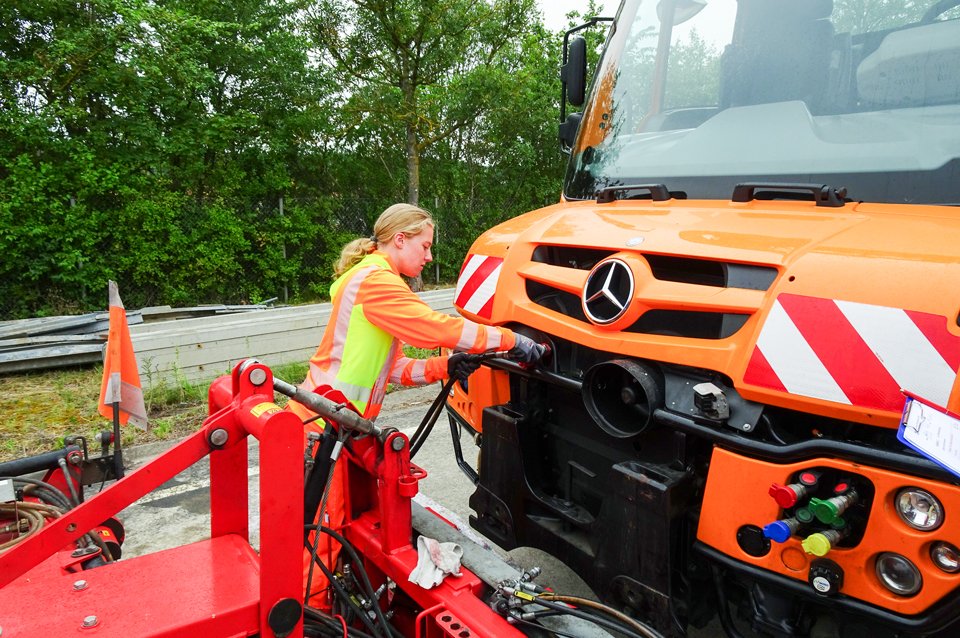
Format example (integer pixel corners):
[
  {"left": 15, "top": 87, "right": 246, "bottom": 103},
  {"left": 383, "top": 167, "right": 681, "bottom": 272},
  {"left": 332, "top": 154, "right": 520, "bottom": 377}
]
[{"left": 334, "top": 203, "right": 434, "bottom": 276}]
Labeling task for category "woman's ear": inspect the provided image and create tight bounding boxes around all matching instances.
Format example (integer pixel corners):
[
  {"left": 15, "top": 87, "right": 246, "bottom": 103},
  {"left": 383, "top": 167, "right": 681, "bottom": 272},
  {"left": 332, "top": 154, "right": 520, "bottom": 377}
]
[{"left": 392, "top": 232, "right": 405, "bottom": 248}]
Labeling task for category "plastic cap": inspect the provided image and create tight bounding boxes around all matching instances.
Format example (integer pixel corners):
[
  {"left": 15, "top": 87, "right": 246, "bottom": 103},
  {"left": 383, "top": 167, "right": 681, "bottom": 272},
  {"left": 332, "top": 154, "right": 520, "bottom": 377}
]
[
  {"left": 763, "top": 520, "right": 793, "bottom": 543},
  {"left": 769, "top": 483, "right": 799, "bottom": 508},
  {"left": 796, "top": 507, "right": 815, "bottom": 523},
  {"left": 802, "top": 533, "right": 833, "bottom": 557},
  {"left": 809, "top": 498, "right": 840, "bottom": 524}
]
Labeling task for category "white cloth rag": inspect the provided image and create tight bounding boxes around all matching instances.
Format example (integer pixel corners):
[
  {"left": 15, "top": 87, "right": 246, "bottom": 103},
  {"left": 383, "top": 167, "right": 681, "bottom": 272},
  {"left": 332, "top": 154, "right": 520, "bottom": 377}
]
[{"left": 408, "top": 535, "right": 464, "bottom": 589}]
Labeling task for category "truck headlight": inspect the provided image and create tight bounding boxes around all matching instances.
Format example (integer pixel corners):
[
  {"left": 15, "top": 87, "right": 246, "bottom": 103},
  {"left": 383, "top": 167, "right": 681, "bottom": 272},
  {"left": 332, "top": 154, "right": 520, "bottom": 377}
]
[
  {"left": 896, "top": 488, "right": 943, "bottom": 531},
  {"left": 876, "top": 553, "right": 922, "bottom": 596},
  {"left": 931, "top": 542, "right": 960, "bottom": 573}
]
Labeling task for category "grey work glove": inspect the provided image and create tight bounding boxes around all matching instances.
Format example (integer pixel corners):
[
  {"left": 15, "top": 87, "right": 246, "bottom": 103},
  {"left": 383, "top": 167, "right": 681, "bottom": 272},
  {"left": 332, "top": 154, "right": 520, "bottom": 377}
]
[
  {"left": 447, "top": 352, "right": 483, "bottom": 382},
  {"left": 509, "top": 333, "right": 546, "bottom": 364}
]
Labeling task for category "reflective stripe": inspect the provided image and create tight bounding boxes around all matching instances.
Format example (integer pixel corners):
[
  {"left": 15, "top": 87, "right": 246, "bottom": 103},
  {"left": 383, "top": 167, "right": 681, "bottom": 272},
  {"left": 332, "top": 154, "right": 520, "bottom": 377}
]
[
  {"left": 485, "top": 327, "right": 503, "bottom": 351},
  {"left": 456, "top": 321, "right": 478, "bottom": 351},
  {"left": 462, "top": 262, "right": 502, "bottom": 315},
  {"left": 369, "top": 341, "right": 398, "bottom": 411},
  {"left": 327, "top": 265, "right": 377, "bottom": 383},
  {"left": 410, "top": 359, "right": 428, "bottom": 384},
  {"left": 389, "top": 357, "right": 408, "bottom": 384},
  {"left": 836, "top": 300, "right": 956, "bottom": 407},
  {"left": 755, "top": 300, "right": 851, "bottom": 405}
]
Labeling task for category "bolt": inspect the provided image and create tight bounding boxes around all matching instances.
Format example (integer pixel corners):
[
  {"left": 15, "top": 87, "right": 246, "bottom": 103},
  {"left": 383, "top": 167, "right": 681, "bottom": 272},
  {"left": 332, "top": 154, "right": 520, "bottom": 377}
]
[
  {"left": 209, "top": 428, "right": 229, "bottom": 447},
  {"left": 249, "top": 367, "right": 268, "bottom": 386},
  {"left": 742, "top": 423, "right": 751, "bottom": 430},
  {"left": 391, "top": 437, "right": 406, "bottom": 451},
  {"left": 82, "top": 615, "right": 99, "bottom": 628},
  {"left": 74, "top": 580, "right": 88, "bottom": 591},
  {"left": 67, "top": 523, "right": 77, "bottom": 532}
]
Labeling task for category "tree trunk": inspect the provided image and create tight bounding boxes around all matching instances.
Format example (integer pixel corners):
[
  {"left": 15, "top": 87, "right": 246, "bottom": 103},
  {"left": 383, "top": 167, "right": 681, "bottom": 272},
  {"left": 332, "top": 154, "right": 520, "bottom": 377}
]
[
  {"left": 406, "top": 122, "right": 420, "bottom": 206},
  {"left": 405, "top": 115, "right": 424, "bottom": 291}
]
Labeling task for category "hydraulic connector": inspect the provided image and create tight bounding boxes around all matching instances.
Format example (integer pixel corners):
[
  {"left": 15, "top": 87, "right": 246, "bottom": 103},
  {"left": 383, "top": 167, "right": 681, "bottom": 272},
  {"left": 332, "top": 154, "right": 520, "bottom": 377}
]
[
  {"left": 802, "top": 529, "right": 848, "bottom": 557},
  {"left": 769, "top": 483, "right": 809, "bottom": 508},
  {"left": 769, "top": 471, "right": 820, "bottom": 508},
  {"left": 763, "top": 517, "right": 801, "bottom": 543},
  {"left": 808, "top": 490, "right": 858, "bottom": 525}
]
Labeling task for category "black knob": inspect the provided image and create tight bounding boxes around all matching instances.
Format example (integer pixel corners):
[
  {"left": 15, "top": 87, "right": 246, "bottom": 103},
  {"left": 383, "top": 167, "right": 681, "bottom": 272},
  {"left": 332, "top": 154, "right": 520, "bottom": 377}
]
[{"left": 808, "top": 558, "right": 844, "bottom": 596}]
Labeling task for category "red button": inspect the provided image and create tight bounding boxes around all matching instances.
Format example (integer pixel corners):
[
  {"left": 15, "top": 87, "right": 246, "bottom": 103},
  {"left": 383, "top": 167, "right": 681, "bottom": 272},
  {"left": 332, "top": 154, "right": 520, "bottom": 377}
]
[
  {"left": 834, "top": 482, "right": 849, "bottom": 494},
  {"left": 800, "top": 472, "right": 817, "bottom": 486}
]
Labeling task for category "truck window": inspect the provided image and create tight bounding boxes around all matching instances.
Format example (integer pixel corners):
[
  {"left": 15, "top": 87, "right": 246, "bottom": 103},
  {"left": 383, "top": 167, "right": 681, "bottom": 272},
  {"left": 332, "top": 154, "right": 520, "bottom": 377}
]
[{"left": 564, "top": 0, "right": 960, "bottom": 205}]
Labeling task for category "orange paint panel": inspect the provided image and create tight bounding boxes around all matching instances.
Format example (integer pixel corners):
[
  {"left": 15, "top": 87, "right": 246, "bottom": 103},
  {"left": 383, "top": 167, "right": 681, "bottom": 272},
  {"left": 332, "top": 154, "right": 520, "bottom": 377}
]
[{"left": 446, "top": 366, "right": 511, "bottom": 433}]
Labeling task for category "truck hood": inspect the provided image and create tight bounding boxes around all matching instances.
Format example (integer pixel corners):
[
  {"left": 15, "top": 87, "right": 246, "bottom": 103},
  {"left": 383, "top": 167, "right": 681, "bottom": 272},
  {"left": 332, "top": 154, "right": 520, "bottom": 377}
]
[{"left": 457, "top": 198, "right": 960, "bottom": 425}]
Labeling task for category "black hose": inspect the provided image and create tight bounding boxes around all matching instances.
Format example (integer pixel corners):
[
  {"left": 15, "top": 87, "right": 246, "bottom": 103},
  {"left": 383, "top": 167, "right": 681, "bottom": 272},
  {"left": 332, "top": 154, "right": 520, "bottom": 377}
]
[
  {"left": 306, "top": 524, "right": 399, "bottom": 638},
  {"left": 304, "top": 540, "right": 386, "bottom": 638},
  {"left": 0, "top": 445, "right": 81, "bottom": 477},
  {"left": 304, "top": 606, "right": 377, "bottom": 638},
  {"left": 533, "top": 598, "right": 648, "bottom": 638},
  {"left": 409, "top": 378, "right": 456, "bottom": 458}
]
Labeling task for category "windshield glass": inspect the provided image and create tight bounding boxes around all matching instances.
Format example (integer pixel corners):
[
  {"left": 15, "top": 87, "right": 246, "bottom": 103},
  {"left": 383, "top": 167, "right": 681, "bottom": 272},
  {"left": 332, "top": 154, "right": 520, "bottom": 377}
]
[{"left": 564, "top": 0, "right": 960, "bottom": 204}]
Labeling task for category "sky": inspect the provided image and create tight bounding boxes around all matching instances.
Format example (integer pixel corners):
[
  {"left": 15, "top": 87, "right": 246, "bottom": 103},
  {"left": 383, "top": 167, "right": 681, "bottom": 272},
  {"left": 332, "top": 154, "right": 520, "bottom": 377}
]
[{"left": 536, "top": 0, "right": 621, "bottom": 33}]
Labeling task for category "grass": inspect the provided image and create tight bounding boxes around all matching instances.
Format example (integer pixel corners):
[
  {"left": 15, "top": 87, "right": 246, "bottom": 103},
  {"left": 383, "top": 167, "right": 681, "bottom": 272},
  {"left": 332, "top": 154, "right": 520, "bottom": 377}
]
[
  {"left": 0, "top": 360, "right": 310, "bottom": 464},
  {"left": 0, "top": 348, "right": 436, "bottom": 463}
]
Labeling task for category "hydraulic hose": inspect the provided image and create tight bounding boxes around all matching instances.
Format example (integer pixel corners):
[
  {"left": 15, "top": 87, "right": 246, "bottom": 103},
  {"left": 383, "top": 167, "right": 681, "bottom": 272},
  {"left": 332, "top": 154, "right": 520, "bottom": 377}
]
[
  {"left": 538, "top": 593, "right": 666, "bottom": 638},
  {"left": 0, "top": 501, "right": 61, "bottom": 551},
  {"left": 409, "top": 377, "right": 456, "bottom": 458},
  {"left": 305, "top": 524, "right": 399, "bottom": 638},
  {"left": 304, "top": 540, "right": 386, "bottom": 638},
  {"left": 532, "top": 597, "right": 648, "bottom": 638}
]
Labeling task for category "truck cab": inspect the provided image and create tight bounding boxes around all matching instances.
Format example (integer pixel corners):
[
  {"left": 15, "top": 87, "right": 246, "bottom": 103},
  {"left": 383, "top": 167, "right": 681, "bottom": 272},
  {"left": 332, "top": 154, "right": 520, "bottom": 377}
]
[{"left": 447, "top": 1, "right": 960, "bottom": 636}]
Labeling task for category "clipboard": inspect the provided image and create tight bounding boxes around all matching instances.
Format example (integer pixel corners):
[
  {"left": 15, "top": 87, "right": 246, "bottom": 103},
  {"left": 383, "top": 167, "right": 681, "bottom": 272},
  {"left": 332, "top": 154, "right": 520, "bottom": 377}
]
[{"left": 898, "top": 391, "right": 960, "bottom": 479}]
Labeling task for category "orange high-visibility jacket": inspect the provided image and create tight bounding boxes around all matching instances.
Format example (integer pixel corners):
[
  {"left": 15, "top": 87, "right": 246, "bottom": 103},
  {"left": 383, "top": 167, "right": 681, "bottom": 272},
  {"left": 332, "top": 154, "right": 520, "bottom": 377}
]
[
  {"left": 289, "top": 250, "right": 516, "bottom": 607},
  {"left": 292, "top": 250, "right": 517, "bottom": 423}
]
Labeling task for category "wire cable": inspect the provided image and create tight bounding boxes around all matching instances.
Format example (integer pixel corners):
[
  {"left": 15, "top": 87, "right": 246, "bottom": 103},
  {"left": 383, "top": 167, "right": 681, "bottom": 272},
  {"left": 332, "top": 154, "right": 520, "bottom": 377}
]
[
  {"left": 305, "top": 541, "right": 386, "bottom": 638},
  {"left": 304, "top": 606, "right": 377, "bottom": 638},
  {"left": 532, "top": 598, "right": 648, "bottom": 638},
  {"left": 307, "top": 524, "right": 399, "bottom": 638},
  {"left": 305, "top": 426, "right": 348, "bottom": 606},
  {"left": 539, "top": 593, "right": 665, "bottom": 638}
]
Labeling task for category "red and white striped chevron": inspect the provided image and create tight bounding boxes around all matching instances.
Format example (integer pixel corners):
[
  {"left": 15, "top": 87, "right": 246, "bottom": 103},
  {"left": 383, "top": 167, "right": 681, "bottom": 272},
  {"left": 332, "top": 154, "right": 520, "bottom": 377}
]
[
  {"left": 744, "top": 293, "right": 960, "bottom": 412},
  {"left": 455, "top": 254, "right": 504, "bottom": 319}
]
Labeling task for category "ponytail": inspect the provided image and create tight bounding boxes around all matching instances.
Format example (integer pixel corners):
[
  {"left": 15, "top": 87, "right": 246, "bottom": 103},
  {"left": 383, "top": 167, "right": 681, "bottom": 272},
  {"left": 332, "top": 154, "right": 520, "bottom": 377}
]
[
  {"left": 334, "top": 237, "right": 378, "bottom": 277},
  {"left": 333, "top": 203, "right": 434, "bottom": 277}
]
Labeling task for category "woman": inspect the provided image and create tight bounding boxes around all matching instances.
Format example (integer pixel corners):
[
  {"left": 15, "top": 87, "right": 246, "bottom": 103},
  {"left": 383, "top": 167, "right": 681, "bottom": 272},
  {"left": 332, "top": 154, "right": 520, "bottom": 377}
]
[{"left": 289, "top": 202, "right": 543, "bottom": 606}]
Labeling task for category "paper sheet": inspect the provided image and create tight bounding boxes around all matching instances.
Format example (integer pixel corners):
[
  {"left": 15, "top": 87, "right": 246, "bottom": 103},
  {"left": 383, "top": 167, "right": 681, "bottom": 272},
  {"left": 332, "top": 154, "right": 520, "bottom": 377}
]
[{"left": 898, "top": 396, "right": 960, "bottom": 478}]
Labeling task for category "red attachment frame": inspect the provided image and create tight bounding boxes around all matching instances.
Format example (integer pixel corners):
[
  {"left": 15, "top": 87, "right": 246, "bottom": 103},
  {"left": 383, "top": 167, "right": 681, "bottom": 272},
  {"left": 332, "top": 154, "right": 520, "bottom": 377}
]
[
  {"left": 0, "top": 360, "right": 304, "bottom": 638},
  {"left": 0, "top": 359, "right": 526, "bottom": 637},
  {"left": 341, "top": 430, "right": 524, "bottom": 637}
]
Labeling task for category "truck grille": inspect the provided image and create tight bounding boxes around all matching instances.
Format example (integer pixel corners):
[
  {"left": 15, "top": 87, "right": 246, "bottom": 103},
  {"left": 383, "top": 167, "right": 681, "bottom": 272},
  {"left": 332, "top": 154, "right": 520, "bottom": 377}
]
[{"left": 524, "top": 247, "right": 775, "bottom": 340}]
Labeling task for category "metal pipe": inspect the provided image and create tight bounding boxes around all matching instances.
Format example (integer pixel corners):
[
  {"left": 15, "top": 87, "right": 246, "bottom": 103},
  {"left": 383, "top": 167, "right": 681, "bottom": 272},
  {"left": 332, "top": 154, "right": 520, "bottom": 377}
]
[{"left": 272, "top": 378, "right": 384, "bottom": 440}]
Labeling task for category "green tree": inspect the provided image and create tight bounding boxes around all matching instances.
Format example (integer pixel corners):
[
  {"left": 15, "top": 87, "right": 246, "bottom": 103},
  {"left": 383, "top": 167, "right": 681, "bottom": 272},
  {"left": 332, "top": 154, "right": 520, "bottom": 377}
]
[{"left": 307, "top": 0, "right": 537, "bottom": 206}]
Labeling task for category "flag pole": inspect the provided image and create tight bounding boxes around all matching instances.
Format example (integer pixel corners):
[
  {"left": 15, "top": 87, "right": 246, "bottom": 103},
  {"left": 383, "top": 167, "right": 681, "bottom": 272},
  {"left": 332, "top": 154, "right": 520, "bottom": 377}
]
[{"left": 112, "top": 401, "right": 125, "bottom": 480}]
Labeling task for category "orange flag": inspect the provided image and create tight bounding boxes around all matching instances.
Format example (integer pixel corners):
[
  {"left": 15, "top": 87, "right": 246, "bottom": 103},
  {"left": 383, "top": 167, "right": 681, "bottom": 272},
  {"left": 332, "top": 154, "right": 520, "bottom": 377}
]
[{"left": 98, "top": 281, "right": 148, "bottom": 430}]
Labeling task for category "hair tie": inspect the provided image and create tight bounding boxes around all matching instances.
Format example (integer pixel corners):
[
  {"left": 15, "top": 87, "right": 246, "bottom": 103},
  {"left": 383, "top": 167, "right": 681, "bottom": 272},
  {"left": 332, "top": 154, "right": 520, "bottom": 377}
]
[{"left": 368, "top": 235, "right": 378, "bottom": 244}]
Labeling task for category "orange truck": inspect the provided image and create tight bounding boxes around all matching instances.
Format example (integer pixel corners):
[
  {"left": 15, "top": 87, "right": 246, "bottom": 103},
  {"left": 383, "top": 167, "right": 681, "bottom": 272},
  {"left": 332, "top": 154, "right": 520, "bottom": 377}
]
[{"left": 446, "top": 1, "right": 960, "bottom": 637}]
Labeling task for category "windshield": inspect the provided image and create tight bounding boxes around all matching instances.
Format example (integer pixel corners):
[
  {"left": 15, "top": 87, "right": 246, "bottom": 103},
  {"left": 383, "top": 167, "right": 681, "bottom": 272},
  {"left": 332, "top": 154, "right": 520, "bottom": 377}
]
[{"left": 564, "top": 0, "right": 960, "bottom": 204}]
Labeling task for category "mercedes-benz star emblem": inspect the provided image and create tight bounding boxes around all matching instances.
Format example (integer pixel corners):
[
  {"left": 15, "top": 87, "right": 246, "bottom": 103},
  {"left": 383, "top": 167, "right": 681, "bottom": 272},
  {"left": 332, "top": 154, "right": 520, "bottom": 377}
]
[{"left": 582, "top": 258, "right": 635, "bottom": 325}]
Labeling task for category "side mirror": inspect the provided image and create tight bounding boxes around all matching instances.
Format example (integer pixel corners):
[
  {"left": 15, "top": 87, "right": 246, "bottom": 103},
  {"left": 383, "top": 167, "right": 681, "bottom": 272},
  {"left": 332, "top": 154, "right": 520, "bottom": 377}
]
[
  {"left": 558, "top": 112, "right": 583, "bottom": 153},
  {"left": 561, "top": 36, "right": 587, "bottom": 107}
]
